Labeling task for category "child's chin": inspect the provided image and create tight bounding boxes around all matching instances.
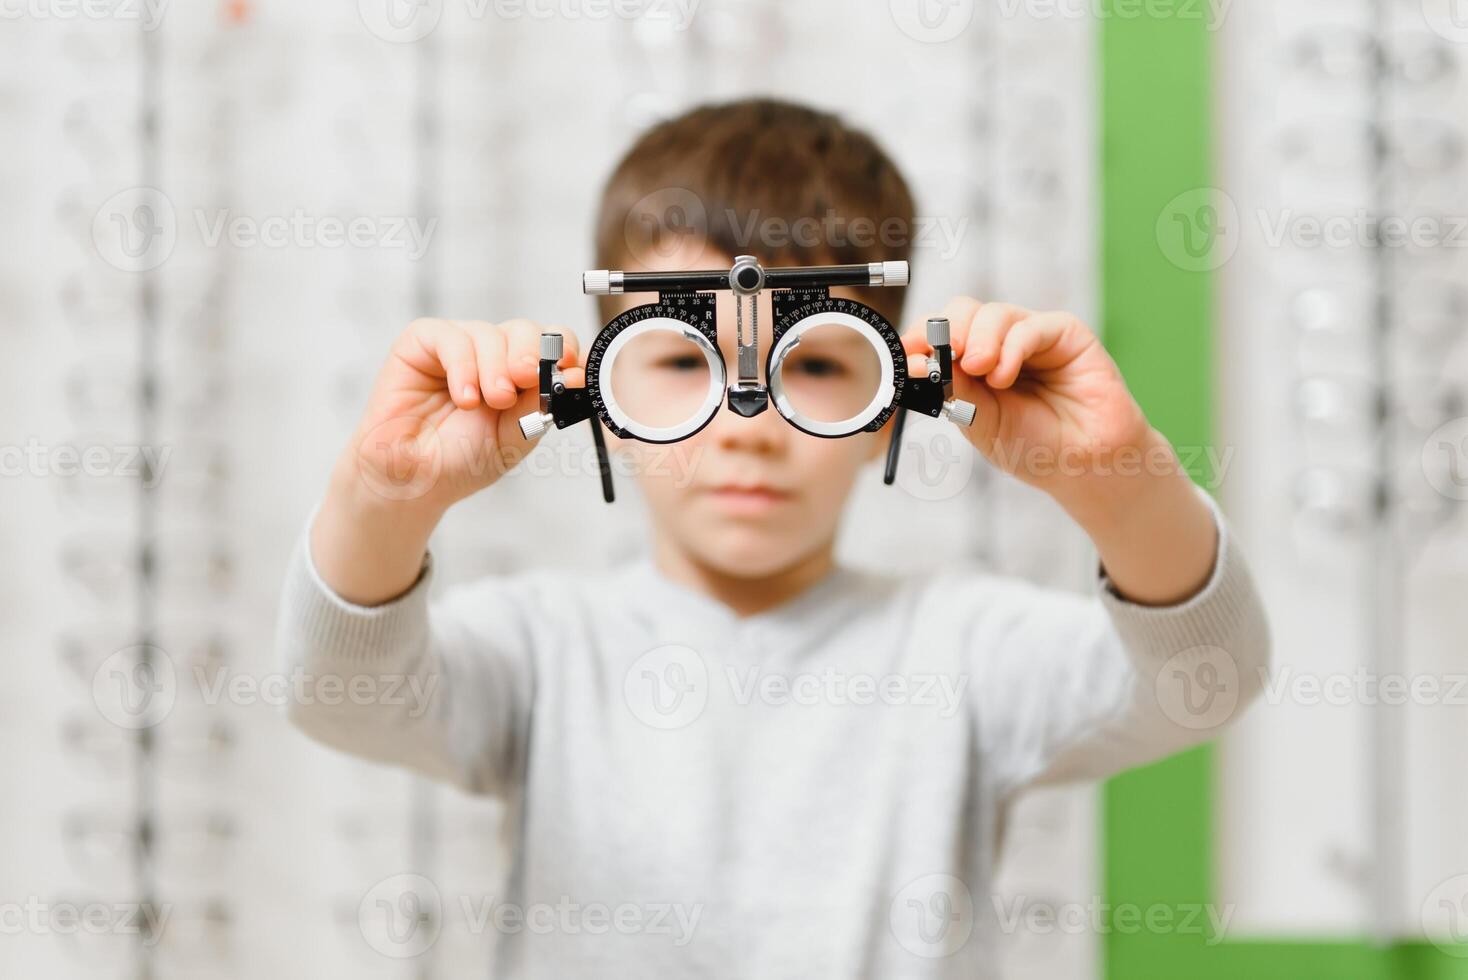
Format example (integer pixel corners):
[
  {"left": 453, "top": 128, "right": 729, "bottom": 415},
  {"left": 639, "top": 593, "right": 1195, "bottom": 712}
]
[{"left": 693, "top": 531, "right": 808, "bottom": 579}]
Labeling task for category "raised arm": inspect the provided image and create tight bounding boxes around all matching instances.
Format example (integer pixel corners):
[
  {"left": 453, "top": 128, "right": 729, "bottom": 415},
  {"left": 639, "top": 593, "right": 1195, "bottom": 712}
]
[
  {"left": 965, "top": 481, "right": 1271, "bottom": 798},
  {"left": 275, "top": 315, "right": 578, "bottom": 793}
]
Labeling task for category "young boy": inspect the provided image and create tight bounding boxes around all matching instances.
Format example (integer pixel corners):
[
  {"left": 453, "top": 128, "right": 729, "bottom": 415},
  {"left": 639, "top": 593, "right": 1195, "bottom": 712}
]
[{"left": 278, "top": 98, "right": 1270, "bottom": 977}]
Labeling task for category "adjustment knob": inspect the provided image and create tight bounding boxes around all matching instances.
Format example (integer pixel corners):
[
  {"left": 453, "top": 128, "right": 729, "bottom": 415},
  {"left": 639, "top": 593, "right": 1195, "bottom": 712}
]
[
  {"left": 540, "top": 332, "right": 563, "bottom": 361},
  {"left": 926, "top": 317, "right": 950, "bottom": 348},
  {"left": 942, "top": 399, "right": 976, "bottom": 428},
  {"left": 519, "top": 411, "right": 555, "bottom": 440}
]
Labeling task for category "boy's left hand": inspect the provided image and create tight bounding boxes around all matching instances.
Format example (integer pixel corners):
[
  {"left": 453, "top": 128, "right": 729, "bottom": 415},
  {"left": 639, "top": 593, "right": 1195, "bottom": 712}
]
[{"left": 901, "top": 297, "right": 1164, "bottom": 515}]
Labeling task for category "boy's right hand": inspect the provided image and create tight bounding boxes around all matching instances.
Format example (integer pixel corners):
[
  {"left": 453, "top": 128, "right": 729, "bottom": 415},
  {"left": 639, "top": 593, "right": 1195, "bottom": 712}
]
[
  {"left": 311, "top": 318, "right": 581, "bottom": 606},
  {"left": 350, "top": 317, "right": 583, "bottom": 511}
]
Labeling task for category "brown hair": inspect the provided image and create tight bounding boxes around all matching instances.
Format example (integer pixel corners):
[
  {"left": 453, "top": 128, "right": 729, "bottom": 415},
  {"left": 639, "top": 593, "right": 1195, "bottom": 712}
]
[{"left": 593, "top": 97, "right": 916, "bottom": 323}]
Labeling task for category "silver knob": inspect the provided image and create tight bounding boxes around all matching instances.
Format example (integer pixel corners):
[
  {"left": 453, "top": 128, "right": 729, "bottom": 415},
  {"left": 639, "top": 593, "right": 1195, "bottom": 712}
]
[
  {"left": 540, "top": 332, "right": 563, "bottom": 361},
  {"left": 730, "top": 254, "right": 764, "bottom": 295},
  {"left": 869, "top": 261, "right": 910, "bottom": 287},
  {"left": 926, "top": 317, "right": 950, "bottom": 348},
  {"left": 518, "top": 411, "right": 555, "bottom": 440},
  {"left": 583, "top": 270, "right": 611, "bottom": 295},
  {"left": 942, "top": 399, "right": 976, "bottom": 428}
]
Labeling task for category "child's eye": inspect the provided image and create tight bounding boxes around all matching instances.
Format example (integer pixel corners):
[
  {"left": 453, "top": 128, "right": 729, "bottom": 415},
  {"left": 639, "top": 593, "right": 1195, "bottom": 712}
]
[
  {"left": 653, "top": 355, "right": 705, "bottom": 372},
  {"left": 791, "top": 357, "right": 847, "bottom": 379}
]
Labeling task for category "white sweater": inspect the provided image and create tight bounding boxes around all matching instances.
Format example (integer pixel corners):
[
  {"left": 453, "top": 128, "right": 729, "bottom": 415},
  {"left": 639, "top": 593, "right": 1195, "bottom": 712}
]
[{"left": 276, "top": 481, "right": 1270, "bottom": 978}]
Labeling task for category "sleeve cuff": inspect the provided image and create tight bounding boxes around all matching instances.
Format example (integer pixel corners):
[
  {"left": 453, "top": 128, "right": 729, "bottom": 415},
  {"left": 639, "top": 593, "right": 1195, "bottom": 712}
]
[
  {"left": 1094, "top": 482, "right": 1262, "bottom": 661},
  {"left": 278, "top": 503, "right": 434, "bottom": 665}
]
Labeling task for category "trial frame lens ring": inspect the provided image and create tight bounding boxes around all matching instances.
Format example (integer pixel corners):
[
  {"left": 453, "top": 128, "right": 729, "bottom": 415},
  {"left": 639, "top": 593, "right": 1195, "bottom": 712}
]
[
  {"left": 766, "top": 309, "right": 897, "bottom": 437},
  {"left": 596, "top": 316, "right": 727, "bottom": 443}
]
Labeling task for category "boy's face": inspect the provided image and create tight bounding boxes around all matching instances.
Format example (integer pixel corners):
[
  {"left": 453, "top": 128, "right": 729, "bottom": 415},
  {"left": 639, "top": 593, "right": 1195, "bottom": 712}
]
[{"left": 600, "top": 246, "right": 892, "bottom": 579}]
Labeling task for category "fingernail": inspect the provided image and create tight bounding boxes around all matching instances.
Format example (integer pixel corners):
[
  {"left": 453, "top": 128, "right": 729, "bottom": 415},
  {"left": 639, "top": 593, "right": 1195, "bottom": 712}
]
[
  {"left": 462, "top": 384, "right": 477, "bottom": 402},
  {"left": 496, "top": 377, "right": 515, "bottom": 392}
]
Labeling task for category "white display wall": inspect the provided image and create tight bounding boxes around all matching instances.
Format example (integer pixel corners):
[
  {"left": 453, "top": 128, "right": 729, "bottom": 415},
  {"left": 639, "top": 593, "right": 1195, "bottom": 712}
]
[
  {"left": 0, "top": 2, "right": 1098, "bottom": 976},
  {"left": 1216, "top": 0, "right": 1468, "bottom": 942}
]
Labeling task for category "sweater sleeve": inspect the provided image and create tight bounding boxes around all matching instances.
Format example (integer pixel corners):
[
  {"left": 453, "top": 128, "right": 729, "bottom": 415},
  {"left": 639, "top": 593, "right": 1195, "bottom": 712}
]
[
  {"left": 966, "top": 481, "right": 1272, "bottom": 799},
  {"left": 273, "top": 508, "right": 537, "bottom": 797}
]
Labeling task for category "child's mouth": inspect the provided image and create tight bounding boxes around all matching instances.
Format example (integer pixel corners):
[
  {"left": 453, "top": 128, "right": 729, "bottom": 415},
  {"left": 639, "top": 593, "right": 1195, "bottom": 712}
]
[{"left": 705, "top": 484, "right": 794, "bottom": 514}]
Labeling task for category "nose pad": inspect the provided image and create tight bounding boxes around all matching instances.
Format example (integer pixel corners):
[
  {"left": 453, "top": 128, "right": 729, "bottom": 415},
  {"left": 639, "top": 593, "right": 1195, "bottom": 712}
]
[{"left": 727, "top": 383, "right": 768, "bottom": 418}]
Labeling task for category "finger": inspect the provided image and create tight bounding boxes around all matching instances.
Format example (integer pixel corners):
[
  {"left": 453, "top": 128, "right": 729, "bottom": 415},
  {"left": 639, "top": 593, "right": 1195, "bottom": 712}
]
[
  {"left": 459, "top": 321, "right": 516, "bottom": 410},
  {"left": 498, "top": 318, "right": 554, "bottom": 391},
  {"left": 900, "top": 296, "right": 981, "bottom": 359},
  {"left": 987, "top": 314, "right": 1071, "bottom": 389},
  {"left": 407, "top": 318, "right": 480, "bottom": 409},
  {"left": 959, "top": 302, "right": 1029, "bottom": 378},
  {"left": 938, "top": 296, "right": 983, "bottom": 361}
]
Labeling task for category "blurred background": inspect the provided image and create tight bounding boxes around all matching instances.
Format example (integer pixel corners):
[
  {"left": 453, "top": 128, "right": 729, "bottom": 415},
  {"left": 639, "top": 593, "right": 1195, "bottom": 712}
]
[{"left": 3, "top": 0, "right": 1468, "bottom": 977}]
